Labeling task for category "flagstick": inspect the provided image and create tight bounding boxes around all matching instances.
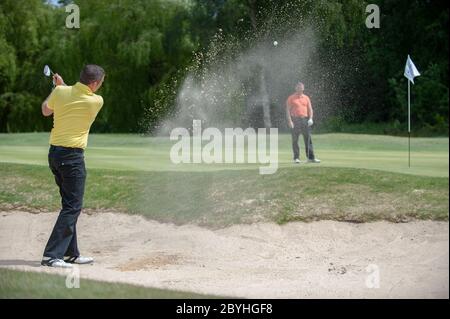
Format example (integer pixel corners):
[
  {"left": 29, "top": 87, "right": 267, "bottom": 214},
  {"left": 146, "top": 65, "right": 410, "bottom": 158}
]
[
  {"left": 405, "top": 55, "right": 420, "bottom": 168},
  {"left": 408, "top": 80, "right": 411, "bottom": 168}
]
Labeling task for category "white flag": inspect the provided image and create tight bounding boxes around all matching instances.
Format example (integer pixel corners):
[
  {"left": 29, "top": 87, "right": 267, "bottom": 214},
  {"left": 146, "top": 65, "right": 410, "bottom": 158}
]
[{"left": 404, "top": 55, "right": 420, "bottom": 84}]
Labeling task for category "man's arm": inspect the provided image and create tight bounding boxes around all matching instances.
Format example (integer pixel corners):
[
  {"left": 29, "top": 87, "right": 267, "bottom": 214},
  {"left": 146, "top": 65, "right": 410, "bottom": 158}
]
[
  {"left": 41, "top": 93, "right": 54, "bottom": 117},
  {"left": 307, "top": 98, "right": 314, "bottom": 127},
  {"left": 308, "top": 98, "right": 313, "bottom": 120},
  {"left": 286, "top": 98, "right": 294, "bottom": 128},
  {"left": 41, "top": 74, "right": 66, "bottom": 117}
]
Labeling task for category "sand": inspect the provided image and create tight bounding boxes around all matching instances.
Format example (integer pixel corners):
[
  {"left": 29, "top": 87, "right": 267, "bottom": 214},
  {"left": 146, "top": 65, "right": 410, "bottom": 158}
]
[{"left": 0, "top": 210, "right": 448, "bottom": 298}]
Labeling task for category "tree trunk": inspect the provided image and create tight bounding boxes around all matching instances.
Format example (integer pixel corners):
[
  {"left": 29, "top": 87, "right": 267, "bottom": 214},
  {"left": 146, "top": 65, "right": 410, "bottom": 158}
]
[{"left": 247, "top": 0, "right": 271, "bottom": 128}]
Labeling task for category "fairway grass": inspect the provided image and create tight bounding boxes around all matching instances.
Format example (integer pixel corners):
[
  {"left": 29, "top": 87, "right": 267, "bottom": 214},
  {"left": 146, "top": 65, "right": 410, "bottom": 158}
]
[
  {"left": 0, "top": 268, "right": 220, "bottom": 298},
  {"left": 0, "top": 133, "right": 448, "bottom": 226},
  {"left": 0, "top": 133, "right": 448, "bottom": 177}
]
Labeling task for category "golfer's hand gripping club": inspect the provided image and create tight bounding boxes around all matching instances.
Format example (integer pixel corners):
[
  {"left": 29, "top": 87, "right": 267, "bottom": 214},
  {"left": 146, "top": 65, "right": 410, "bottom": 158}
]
[{"left": 53, "top": 73, "right": 65, "bottom": 86}]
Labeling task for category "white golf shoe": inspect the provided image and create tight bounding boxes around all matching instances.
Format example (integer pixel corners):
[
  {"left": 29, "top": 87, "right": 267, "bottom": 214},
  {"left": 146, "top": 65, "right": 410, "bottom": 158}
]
[
  {"left": 64, "top": 256, "right": 94, "bottom": 264},
  {"left": 294, "top": 158, "right": 301, "bottom": 164},
  {"left": 41, "top": 257, "right": 73, "bottom": 268},
  {"left": 308, "top": 158, "right": 321, "bottom": 163}
]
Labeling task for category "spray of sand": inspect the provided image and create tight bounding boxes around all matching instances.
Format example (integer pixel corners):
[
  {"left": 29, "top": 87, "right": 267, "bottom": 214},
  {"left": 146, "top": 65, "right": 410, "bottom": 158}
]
[{"left": 157, "top": 27, "right": 323, "bottom": 134}]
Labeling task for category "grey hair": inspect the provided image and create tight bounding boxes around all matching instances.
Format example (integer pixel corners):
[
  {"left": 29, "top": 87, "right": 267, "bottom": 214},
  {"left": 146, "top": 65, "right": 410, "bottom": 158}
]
[{"left": 80, "top": 64, "right": 105, "bottom": 85}]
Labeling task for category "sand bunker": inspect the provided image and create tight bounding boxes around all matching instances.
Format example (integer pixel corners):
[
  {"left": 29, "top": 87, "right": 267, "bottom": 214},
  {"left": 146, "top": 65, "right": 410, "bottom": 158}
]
[{"left": 0, "top": 211, "right": 448, "bottom": 298}]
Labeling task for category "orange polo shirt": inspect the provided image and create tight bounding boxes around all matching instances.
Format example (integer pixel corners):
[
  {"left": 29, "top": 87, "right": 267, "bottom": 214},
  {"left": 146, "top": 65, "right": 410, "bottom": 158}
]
[{"left": 286, "top": 93, "right": 311, "bottom": 118}]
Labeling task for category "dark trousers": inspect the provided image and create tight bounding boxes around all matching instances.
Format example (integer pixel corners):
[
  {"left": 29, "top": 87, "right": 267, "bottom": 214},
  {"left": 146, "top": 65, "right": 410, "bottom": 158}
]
[
  {"left": 291, "top": 117, "right": 315, "bottom": 160},
  {"left": 43, "top": 145, "right": 86, "bottom": 259}
]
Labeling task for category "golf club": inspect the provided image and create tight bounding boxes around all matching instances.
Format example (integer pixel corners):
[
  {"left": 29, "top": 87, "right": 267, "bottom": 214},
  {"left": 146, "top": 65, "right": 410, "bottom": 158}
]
[{"left": 43, "top": 65, "right": 55, "bottom": 87}]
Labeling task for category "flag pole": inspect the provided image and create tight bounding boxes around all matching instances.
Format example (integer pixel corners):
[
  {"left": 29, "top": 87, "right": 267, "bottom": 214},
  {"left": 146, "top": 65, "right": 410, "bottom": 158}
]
[
  {"left": 408, "top": 79, "right": 411, "bottom": 168},
  {"left": 405, "top": 55, "right": 419, "bottom": 168}
]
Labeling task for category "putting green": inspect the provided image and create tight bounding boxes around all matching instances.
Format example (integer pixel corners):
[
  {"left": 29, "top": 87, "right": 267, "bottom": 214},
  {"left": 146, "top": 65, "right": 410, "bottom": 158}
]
[{"left": 0, "top": 133, "right": 447, "bottom": 177}]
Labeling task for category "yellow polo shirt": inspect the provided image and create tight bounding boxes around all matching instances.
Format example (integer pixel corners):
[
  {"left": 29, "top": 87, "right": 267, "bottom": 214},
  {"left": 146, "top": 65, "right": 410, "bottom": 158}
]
[{"left": 48, "top": 82, "right": 103, "bottom": 149}]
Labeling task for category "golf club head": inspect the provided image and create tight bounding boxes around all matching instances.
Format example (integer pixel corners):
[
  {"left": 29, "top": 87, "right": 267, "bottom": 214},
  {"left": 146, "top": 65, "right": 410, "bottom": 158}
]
[{"left": 43, "top": 65, "right": 52, "bottom": 77}]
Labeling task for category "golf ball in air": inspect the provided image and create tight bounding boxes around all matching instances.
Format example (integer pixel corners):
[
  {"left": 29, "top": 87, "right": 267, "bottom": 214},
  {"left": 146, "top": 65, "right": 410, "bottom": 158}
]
[{"left": 273, "top": 41, "right": 278, "bottom": 46}]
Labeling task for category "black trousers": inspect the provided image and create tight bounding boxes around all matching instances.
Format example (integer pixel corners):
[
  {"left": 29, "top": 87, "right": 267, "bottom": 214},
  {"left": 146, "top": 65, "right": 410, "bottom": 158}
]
[
  {"left": 43, "top": 145, "right": 86, "bottom": 259},
  {"left": 291, "top": 117, "right": 315, "bottom": 160}
]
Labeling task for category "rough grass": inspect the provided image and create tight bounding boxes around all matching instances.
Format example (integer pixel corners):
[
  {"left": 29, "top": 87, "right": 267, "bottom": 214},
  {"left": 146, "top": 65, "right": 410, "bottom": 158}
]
[{"left": 0, "top": 162, "right": 447, "bottom": 227}]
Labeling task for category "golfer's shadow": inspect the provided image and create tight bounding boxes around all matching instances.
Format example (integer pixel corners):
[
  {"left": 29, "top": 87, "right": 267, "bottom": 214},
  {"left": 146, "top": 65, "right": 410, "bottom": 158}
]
[{"left": 0, "top": 259, "right": 41, "bottom": 268}]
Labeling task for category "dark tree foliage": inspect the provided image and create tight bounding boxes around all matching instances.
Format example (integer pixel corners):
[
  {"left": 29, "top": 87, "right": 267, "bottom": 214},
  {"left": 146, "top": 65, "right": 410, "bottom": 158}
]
[{"left": 0, "top": 0, "right": 447, "bottom": 135}]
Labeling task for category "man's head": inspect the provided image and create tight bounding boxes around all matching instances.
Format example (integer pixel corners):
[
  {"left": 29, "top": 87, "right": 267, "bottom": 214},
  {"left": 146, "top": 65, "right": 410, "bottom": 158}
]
[
  {"left": 80, "top": 64, "right": 105, "bottom": 93},
  {"left": 295, "top": 82, "right": 305, "bottom": 95}
]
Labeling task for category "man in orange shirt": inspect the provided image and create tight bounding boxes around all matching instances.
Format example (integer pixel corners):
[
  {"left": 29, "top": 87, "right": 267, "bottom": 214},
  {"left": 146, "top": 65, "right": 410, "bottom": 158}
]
[{"left": 286, "top": 82, "right": 320, "bottom": 164}]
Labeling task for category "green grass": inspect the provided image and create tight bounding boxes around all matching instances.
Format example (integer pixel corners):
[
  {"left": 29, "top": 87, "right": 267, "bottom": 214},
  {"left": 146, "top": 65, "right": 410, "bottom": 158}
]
[
  {"left": 0, "top": 162, "right": 448, "bottom": 226},
  {"left": 0, "top": 133, "right": 448, "bottom": 226},
  {"left": 0, "top": 132, "right": 448, "bottom": 177},
  {"left": 0, "top": 268, "right": 221, "bottom": 298},
  {"left": 316, "top": 120, "right": 449, "bottom": 137}
]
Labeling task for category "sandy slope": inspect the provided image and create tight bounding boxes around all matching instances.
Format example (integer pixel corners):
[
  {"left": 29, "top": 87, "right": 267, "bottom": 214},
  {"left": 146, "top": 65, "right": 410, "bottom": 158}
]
[{"left": 0, "top": 210, "right": 448, "bottom": 298}]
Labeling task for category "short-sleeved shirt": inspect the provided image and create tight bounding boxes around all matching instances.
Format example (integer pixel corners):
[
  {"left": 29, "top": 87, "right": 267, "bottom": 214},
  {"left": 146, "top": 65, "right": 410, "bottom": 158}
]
[
  {"left": 48, "top": 82, "right": 103, "bottom": 149},
  {"left": 286, "top": 93, "right": 311, "bottom": 118}
]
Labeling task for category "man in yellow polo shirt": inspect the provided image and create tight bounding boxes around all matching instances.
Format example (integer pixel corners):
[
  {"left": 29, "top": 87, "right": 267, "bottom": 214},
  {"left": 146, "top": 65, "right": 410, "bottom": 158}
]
[{"left": 40, "top": 64, "right": 105, "bottom": 268}]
